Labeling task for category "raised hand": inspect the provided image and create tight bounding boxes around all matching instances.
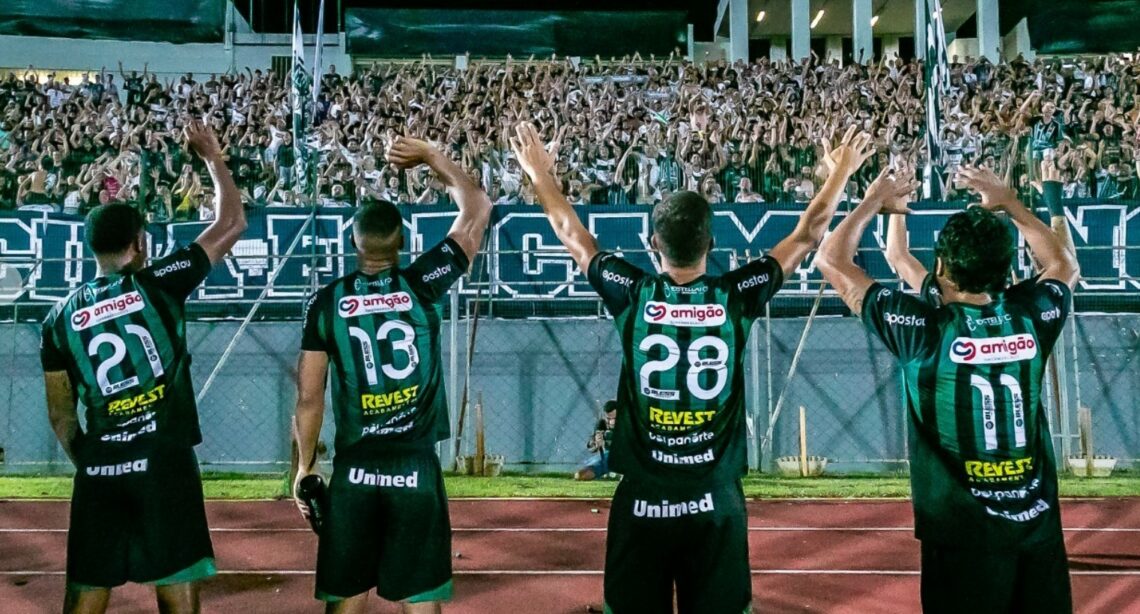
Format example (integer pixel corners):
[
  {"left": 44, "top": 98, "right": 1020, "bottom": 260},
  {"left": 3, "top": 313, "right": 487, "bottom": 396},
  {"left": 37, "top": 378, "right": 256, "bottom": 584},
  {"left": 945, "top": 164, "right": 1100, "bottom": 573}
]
[
  {"left": 957, "top": 165, "right": 1018, "bottom": 210},
  {"left": 182, "top": 118, "right": 222, "bottom": 160},
  {"left": 509, "top": 122, "right": 555, "bottom": 181},
  {"left": 863, "top": 165, "right": 919, "bottom": 215},
  {"left": 386, "top": 135, "right": 440, "bottom": 169},
  {"left": 821, "top": 126, "right": 874, "bottom": 176}
]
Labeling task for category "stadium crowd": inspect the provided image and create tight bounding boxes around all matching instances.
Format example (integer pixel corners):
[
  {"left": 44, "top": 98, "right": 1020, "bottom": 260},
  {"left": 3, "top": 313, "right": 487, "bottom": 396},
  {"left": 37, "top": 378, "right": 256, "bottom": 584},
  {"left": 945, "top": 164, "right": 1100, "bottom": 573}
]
[{"left": 1, "top": 52, "right": 1139, "bottom": 219}]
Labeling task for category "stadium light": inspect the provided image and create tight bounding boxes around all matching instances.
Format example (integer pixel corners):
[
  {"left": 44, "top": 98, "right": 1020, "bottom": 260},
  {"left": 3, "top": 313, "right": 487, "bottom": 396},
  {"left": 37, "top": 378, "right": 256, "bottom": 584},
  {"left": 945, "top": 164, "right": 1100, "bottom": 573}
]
[
  {"left": 756, "top": 10, "right": 766, "bottom": 23},
  {"left": 811, "top": 9, "right": 825, "bottom": 29},
  {"left": 870, "top": 14, "right": 880, "bottom": 27}
]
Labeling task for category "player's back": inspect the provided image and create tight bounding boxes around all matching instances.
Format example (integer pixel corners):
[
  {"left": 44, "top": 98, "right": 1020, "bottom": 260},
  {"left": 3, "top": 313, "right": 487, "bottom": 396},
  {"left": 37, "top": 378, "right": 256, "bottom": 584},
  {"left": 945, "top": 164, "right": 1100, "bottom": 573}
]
[
  {"left": 588, "top": 252, "right": 783, "bottom": 487},
  {"left": 41, "top": 244, "right": 212, "bottom": 451},
  {"left": 863, "top": 277, "right": 1072, "bottom": 549},
  {"left": 302, "top": 239, "right": 468, "bottom": 457}
]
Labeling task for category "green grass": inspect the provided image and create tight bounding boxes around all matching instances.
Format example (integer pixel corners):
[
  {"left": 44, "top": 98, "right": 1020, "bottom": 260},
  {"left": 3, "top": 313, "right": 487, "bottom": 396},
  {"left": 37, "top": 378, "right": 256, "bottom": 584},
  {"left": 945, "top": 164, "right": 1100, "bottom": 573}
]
[{"left": 2, "top": 471, "right": 1138, "bottom": 500}]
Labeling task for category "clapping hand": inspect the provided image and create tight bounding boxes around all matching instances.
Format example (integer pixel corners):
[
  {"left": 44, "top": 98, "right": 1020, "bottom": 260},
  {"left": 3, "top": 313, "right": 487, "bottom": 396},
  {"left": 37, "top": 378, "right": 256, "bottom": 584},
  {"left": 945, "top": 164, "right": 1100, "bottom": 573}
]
[
  {"left": 863, "top": 164, "right": 919, "bottom": 215},
  {"left": 956, "top": 165, "right": 1018, "bottom": 211}
]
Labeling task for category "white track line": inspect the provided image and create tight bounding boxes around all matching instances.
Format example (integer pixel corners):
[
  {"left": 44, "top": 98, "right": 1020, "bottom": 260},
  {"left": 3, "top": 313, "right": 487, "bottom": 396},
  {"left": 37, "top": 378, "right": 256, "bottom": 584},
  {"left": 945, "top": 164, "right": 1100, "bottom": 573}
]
[
  {"left": 2, "top": 570, "right": 1138, "bottom": 577},
  {"left": 3, "top": 526, "right": 1140, "bottom": 534}
]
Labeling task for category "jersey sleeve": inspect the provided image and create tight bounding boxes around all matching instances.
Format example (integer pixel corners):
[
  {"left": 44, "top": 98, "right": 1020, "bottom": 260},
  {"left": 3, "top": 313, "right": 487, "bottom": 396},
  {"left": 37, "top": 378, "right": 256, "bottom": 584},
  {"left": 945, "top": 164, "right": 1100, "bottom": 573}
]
[
  {"left": 587, "top": 251, "right": 646, "bottom": 317},
  {"left": 139, "top": 242, "right": 212, "bottom": 301},
  {"left": 919, "top": 273, "right": 944, "bottom": 307},
  {"left": 39, "top": 307, "right": 68, "bottom": 372},
  {"left": 722, "top": 255, "right": 784, "bottom": 320},
  {"left": 1007, "top": 277, "right": 1072, "bottom": 351},
  {"left": 403, "top": 237, "right": 470, "bottom": 304},
  {"left": 300, "top": 290, "right": 328, "bottom": 353},
  {"left": 861, "top": 283, "right": 939, "bottom": 362}
]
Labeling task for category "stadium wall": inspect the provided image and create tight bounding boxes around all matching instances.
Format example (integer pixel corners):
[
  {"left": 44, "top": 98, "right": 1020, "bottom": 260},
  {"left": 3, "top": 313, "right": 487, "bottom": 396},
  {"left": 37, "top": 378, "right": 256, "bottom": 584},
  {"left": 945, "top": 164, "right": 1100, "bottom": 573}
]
[
  {"left": 0, "top": 31, "right": 350, "bottom": 80},
  {"left": 1, "top": 315, "right": 1135, "bottom": 476}
]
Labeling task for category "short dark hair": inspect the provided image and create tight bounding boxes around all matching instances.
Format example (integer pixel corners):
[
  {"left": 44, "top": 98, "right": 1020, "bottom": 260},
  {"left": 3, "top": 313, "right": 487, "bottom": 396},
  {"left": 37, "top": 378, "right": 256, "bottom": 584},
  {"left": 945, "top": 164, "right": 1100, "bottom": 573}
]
[
  {"left": 935, "top": 207, "right": 1013, "bottom": 294},
  {"left": 603, "top": 400, "right": 618, "bottom": 414},
  {"left": 651, "top": 191, "right": 712, "bottom": 267},
  {"left": 352, "top": 200, "right": 403, "bottom": 238},
  {"left": 85, "top": 204, "right": 144, "bottom": 255}
]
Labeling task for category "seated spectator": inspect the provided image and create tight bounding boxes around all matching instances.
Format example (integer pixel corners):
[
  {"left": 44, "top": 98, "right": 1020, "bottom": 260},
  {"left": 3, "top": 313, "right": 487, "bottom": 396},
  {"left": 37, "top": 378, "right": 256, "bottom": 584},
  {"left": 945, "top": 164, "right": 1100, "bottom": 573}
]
[{"left": 574, "top": 401, "right": 617, "bottom": 481}]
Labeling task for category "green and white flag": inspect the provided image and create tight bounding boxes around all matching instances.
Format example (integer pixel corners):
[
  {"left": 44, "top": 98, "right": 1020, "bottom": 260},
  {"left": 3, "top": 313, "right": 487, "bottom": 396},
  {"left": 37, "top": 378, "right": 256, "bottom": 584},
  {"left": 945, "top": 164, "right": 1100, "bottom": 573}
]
[
  {"left": 922, "top": 0, "right": 950, "bottom": 199},
  {"left": 291, "top": 0, "right": 312, "bottom": 201},
  {"left": 312, "top": 0, "right": 326, "bottom": 104}
]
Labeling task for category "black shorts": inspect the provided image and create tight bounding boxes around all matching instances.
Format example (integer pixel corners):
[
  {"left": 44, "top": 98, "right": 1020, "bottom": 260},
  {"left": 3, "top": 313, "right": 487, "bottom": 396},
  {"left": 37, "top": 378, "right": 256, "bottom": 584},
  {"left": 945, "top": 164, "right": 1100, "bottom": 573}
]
[
  {"left": 316, "top": 448, "right": 452, "bottom": 602},
  {"left": 67, "top": 445, "right": 214, "bottom": 588},
  {"left": 604, "top": 478, "right": 751, "bottom": 614},
  {"left": 920, "top": 538, "right": 1072, "bottom": 614}
]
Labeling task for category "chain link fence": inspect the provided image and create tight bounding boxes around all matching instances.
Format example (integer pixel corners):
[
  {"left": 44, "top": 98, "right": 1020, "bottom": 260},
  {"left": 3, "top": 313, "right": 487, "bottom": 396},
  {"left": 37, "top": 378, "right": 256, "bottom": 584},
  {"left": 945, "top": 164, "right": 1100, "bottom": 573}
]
[{"left": 1, "top": 247, "right": 1138, "bottom": 476}]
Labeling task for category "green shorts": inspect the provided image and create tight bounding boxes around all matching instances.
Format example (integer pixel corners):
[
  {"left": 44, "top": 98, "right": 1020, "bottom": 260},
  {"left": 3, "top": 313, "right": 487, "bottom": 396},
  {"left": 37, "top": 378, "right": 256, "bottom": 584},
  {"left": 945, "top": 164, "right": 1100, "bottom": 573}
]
[
  {"left": 604, "top": 478, "right": 751, "bottom": 614},
  {"left": 315, "top": 448, "right": 452, "bottom": 603},
  {"left": 67, "top": 445, "right": 215, "bottom": 589},
  {"left": 920, "top": 538, "right": 1071, "bottom": 614}
]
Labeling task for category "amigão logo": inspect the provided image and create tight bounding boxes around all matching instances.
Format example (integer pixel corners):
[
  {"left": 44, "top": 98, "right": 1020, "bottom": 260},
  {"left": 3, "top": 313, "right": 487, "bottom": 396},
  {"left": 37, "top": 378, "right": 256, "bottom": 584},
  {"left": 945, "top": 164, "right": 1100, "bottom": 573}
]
[
  {"left": 950, "top": 334, "right": 1037, "bottom": 365},
  {"left": 338, "top": 292, "right": 413, "bottom": 318},
  {"left": 951, "top": 340, "right": 977, "bottom": 362},
  {"left": 645, "top": 303, "right": 667, "bottom": 321},
  {"left": 642, "top": 301, "right": 726, "bottom": 327},
  {"left": 71, "top": 291, "right": 146, "bottom": 331}
]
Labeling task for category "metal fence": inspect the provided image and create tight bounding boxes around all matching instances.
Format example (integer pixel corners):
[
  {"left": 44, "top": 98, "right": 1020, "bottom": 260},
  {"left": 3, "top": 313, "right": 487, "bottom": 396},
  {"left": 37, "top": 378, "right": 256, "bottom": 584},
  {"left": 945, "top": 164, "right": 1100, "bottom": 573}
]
[{"left": 1, "top": 246, "right": 1137, "bottom": 476}]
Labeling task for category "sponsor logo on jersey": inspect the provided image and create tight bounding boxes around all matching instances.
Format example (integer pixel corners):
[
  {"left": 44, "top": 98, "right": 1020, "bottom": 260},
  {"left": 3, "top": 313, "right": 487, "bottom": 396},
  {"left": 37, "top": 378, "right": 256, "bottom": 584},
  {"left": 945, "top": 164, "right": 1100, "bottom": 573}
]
[
  {"left": 633, "top": 493, "right": 714, "bottom": 518},
  {"left": 361, "top": 420, "right": 416, "bottom": 437},
  {"left": 950, "top": 334, "right": 1037, "bottom": 365},
  {"left": 422, "top": 264, "right": 453, "bottom": 283},
  {"left": 338, "top": 292, "right": 413, "bottom": 318},
  {"left": 650, "top": 448, "right": 715, "bottom": 464},
  {"left": 736, "top": 273, "right": 770, "bottom": 292},
  {"left": 71, "top": 291, "right": 145, "bottom": 331},
  {"left": 648, "top": 430, "right": 715, "bottom": 447},
  {"left": 964, "top": 457, "right": 1034, "bottom": 483},
  {"left": 664, "top": 284, "right": 707, "bottom": 295},
  {"left": 883, "top": 312, "right": 926, "bottom": 327},
  {"left": 965, "top": 313, "right": 1011, "bottom": 331},
  {"left": 601, "top": 269, "right": 633, "bottom": 287},
  {"left": 642, "top": 302, "right": 726, "bottom": 327},
  {"left": 84, "top": 459, "right": 148, "bottom": 477},
  {"left": 649, "top": 407, "right": 717, "bottom": 431},
  {"left": 985, "top": 499, "right": 1050, "bottom": 523},
  {"left": 971, "top": 479, "right": 1040, "bottom": 502},
  {"left": 360, "top": 385, "right": 419, "bottom": 416},
  {"left": 641, "top": 385, "right": 680, "bottom": 401},
  {"left": 107, "top": 385, "right": 166, "bottom": 416},
  {"left": 100, "top": 419, "right": 157, "bottom": 443},
  {"left": 347, "top": 468, "right": 419, "bottom": 488},
  {"left": 354, "top": 277, "right": 391, "bottom": 292},
  {"left": 1040, "top": 307, "right": 1061, "bottom": 322},
  {"left": 151, "top": 259, "right": 191, "bottom": 278},
  {"left": 876, "top": 288, "right": 892, "bottom": 301}
]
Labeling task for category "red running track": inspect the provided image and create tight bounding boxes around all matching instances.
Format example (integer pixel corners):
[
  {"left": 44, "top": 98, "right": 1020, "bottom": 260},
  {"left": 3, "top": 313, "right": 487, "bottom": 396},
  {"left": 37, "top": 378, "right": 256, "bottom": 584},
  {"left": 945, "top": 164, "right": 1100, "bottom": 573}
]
[{"left": 1, "top": 498, "right": 1138, "bottom": 613}]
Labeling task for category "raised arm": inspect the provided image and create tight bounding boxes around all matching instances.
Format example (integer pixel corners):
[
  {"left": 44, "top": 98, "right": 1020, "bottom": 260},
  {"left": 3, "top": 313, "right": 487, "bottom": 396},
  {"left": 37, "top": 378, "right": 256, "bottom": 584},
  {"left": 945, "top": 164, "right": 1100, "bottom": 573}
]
[
  {"left": 767, "top": 126, "right": 874, "bottom": 278},
  {"left": 1037, "top": 160, "right": 1076, "bottom": 258},
  {"left": 885, "top": 212, "right": 929, "bottom": 290},
  {"left": 386, "top": 136, "right": 492, "bottom": 262},
  {"left": 511, "top": 122, "right": 598, "bottom": 273},
  {"left": 816, "top": 168, "right": 918, "bottom": 315},
  {"left": 183, "top": 119, "right": 248, "bottom": 264},
  {"left": 958, "top": 166, "right": 1079, "bottom": 289}
]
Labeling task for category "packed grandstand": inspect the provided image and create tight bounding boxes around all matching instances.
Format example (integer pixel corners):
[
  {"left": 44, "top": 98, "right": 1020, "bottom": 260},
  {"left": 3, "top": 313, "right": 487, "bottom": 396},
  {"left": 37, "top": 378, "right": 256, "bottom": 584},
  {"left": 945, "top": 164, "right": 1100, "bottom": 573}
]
[{"left": 2, "top": 52, "right": 1138, "bottom": 220}]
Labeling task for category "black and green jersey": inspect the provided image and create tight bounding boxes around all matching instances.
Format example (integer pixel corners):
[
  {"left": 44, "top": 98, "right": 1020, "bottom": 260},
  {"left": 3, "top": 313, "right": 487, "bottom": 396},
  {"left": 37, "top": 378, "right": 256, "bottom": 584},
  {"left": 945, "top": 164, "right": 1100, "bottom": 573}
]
[
  {"left": 862, "top": 278, "right": 1072, "bottom": 550},
  {"left": 919, "top": 273, "right": 944, "bottom": 307},
  {"left": 41, "top": 244, "right": 212, "bottom": 452},
  {"left": 588, "top": 252, "right": 783, "bottom": 486},
  {"left": 301, "top": 238, "right": 468, "bottom": 456}
]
